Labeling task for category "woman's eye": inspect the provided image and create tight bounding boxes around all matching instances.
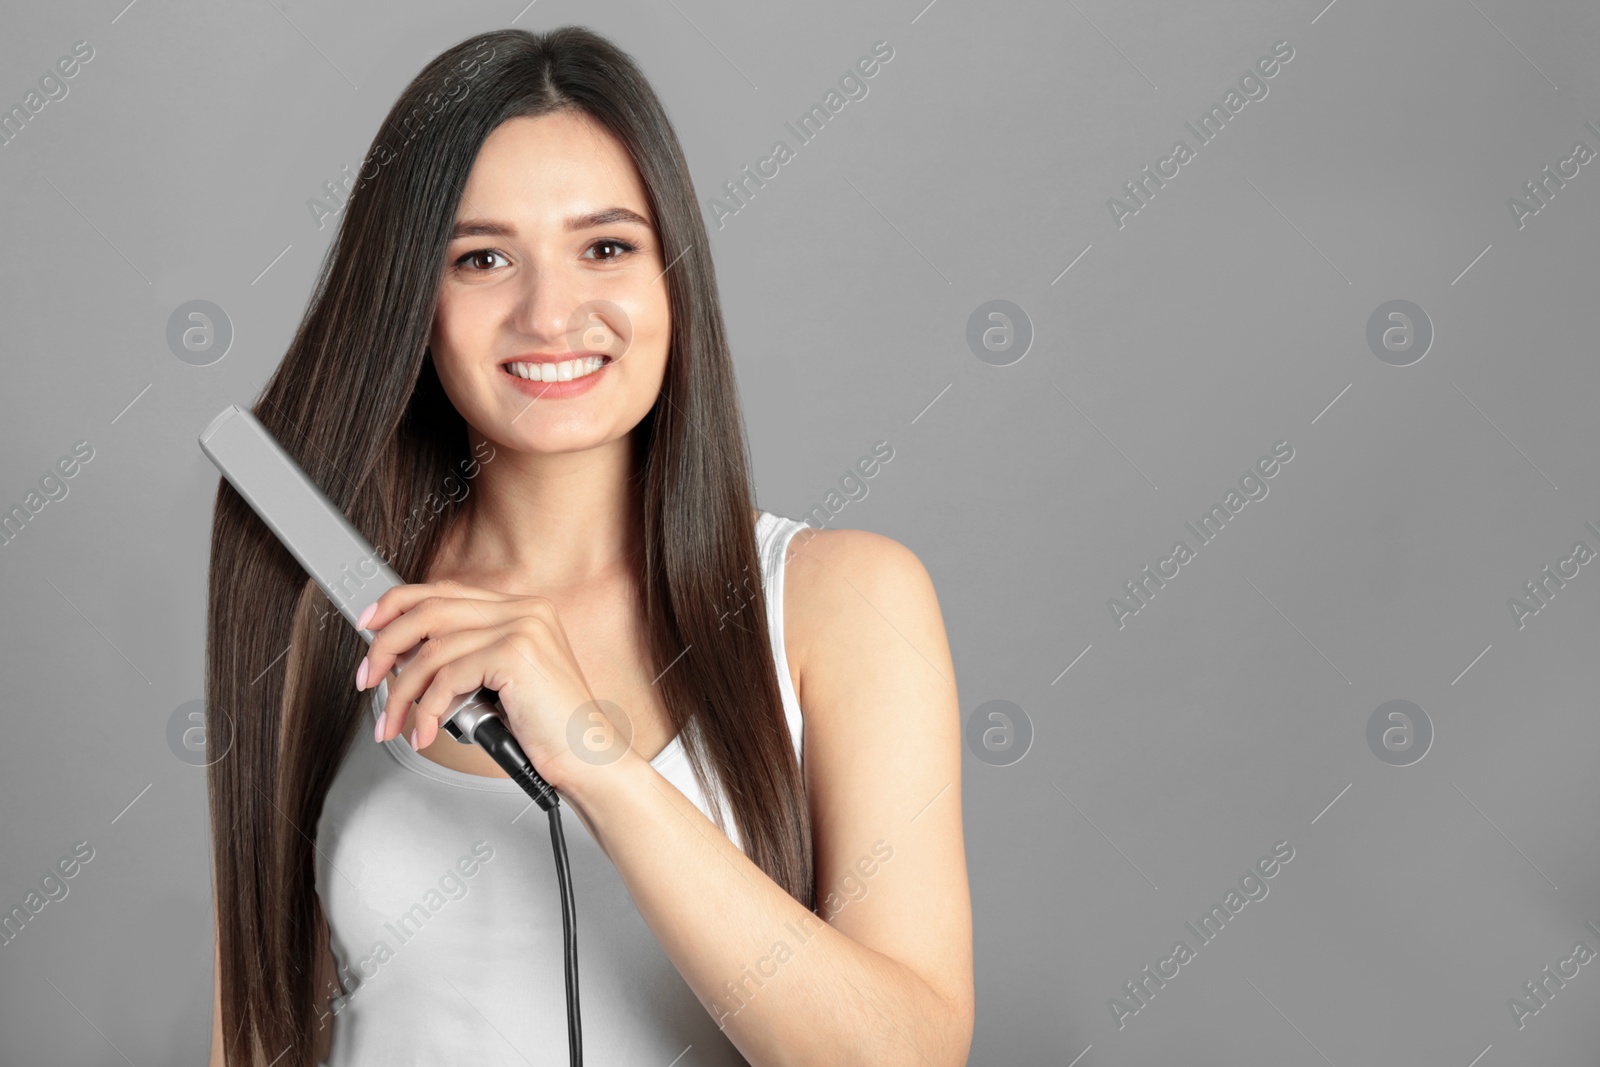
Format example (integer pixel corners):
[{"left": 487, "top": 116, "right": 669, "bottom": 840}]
[
  {"left": 586, "top": 239, "right": 638, "bottom": 262},
  {"left": 455, "top": 249, "right": 508, "bottom": 272},
  {"left": 453, "top": 240, "right": 639, "bottom": 273}
]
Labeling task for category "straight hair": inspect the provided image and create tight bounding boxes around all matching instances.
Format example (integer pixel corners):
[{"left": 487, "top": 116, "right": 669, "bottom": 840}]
[{"left": 205, "top": 26, "right": 813, "bottom": 1064}]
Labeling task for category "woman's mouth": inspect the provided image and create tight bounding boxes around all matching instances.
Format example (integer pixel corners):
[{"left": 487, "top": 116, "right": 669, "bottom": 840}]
[
  {"left": 501, "top": 355, "right": 611, "bottom": 383},
  {"left": 497, "top": 354, "right": 614, "bottom": 400}
]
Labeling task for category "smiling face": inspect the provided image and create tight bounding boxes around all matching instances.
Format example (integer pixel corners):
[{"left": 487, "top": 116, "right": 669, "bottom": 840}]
[{"left": 429, "top": 110, "right": 671, "bottom": 454}]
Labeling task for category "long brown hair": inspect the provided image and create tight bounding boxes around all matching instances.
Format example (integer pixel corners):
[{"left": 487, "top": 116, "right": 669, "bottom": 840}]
[{"left": 205, "top": 25, "right": 813, "bottom": 1065}]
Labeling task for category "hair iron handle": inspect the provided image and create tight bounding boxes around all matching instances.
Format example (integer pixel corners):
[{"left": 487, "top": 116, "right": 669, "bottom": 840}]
[{"left": 199, "top": 403, "right": 561, "bottom": 811}]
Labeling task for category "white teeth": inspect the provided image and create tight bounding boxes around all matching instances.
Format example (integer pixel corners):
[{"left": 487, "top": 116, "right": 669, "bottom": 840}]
[{"left": 505, "top": 356, "right": 607, "bottom": 383}]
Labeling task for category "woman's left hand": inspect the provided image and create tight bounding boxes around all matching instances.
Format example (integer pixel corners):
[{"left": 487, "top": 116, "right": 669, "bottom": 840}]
[{"left": 357, "top": 580, "right": 613, "bottom": 790}]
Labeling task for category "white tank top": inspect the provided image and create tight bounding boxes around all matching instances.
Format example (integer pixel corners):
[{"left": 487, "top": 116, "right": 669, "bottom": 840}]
[{"left": 313, "top": 511, "right": 810, "bottom": 1065}]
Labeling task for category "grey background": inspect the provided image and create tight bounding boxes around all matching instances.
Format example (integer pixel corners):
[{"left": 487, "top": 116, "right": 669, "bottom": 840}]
[{"left": 2, "top": 0, "right": 1598, "bottom": 1063}]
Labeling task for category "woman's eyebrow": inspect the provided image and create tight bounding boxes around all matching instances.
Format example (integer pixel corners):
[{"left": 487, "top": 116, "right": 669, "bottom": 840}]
[{"left": 450, "top": 207, "right": 652, "bottom": 240}]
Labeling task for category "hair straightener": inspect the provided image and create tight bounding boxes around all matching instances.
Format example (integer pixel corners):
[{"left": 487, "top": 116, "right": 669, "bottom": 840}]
[{"left": 199, "top": 403, "right": 583, "bottom": 1066}]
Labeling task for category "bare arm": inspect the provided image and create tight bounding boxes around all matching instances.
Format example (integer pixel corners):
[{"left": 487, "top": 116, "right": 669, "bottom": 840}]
[{"left": 551, "top": 528, "right": 974, "bottom": 1066}]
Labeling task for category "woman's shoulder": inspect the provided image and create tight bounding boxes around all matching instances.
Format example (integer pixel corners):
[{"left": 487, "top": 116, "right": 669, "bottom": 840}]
[{"left": 774, "top": 520, "right": 943, "bottom": 706}]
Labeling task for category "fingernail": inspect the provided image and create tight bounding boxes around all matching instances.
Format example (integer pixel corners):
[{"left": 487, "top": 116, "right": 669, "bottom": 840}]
[
  {"left": 356, "top": 656, "right": 368, "bottom": 690},
  {"left": 410, "top": 727, "right": 419, "bottom": 750},
  {"left": 356, "top": 603, "right": 377, "bottom": 629},
  {"left": 374, "top": 711, "right": 386, "bottom": 743}
]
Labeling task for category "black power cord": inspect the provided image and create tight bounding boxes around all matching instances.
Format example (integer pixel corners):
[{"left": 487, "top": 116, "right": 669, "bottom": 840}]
[{"left": 472, "top": 714, "right": 582, "bottom": 1067}]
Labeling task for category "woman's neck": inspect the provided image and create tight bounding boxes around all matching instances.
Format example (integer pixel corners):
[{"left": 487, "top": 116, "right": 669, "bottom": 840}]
[{"left": 434, "top": 432, "right": 643, "bottom": 595}]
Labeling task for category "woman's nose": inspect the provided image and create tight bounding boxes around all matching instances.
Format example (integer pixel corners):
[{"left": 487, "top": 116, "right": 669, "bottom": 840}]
[{"left": 512, "top": 259, "right": 583, "bottom": 342}]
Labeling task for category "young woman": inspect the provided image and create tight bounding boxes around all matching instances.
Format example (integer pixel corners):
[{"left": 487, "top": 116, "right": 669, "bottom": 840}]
[{"left": 206, "top": 25, "right": 972, "bottom": 1066}]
